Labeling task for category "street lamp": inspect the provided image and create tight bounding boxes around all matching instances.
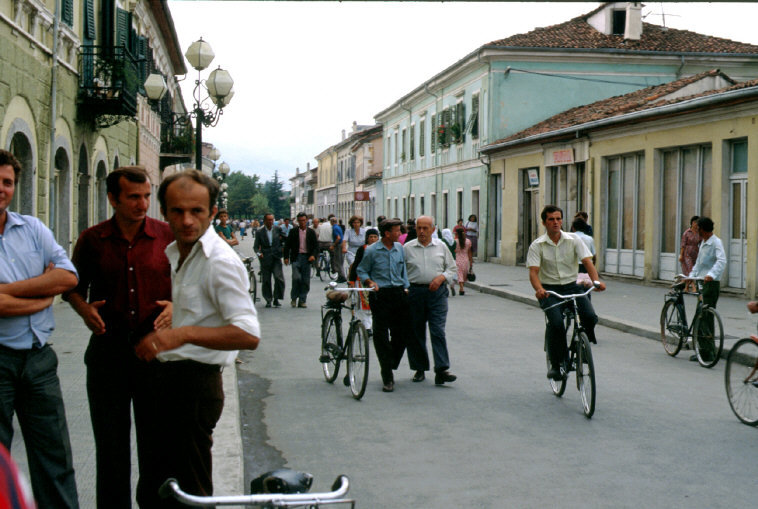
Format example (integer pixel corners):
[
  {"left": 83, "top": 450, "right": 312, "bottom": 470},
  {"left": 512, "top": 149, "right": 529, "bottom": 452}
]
[
  {"left": 215, "top": 161, "right": 231, "bottom": 209},
  {"left": 144, "top": 37, "right": 234, "bottom": 171}
]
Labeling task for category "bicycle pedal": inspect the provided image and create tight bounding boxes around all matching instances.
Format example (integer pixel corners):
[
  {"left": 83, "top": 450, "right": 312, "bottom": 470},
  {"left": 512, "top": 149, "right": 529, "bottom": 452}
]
[{"left": 318, "top": 355, "right": 331, "bottom": 363}]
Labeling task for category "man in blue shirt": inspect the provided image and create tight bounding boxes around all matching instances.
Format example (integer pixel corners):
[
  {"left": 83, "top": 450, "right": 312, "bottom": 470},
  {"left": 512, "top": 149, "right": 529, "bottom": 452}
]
[
  {"left": 356, "top": 218, "right": 410, "bottom": 392},
  {"left": 688, "top": 216, "right": 726, "bottom": 362},
  {"left": 0, "top": 149, "right": 80, "bottom": 508},
  {"left": 329, "top": 214, "right": 346, "bottom": 282}
]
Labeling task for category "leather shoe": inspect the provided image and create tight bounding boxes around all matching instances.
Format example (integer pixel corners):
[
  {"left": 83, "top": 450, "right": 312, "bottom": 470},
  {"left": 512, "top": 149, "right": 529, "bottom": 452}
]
[
  {"left": 343, "top": 374, "right": 350, "bottom": 387},
  {"left": 412, "top": 370, "right": 425, "bottom": 382},
  {"left": 265, "top": 301, "right": 272, "bottom": 308},
  {"left": 291, "top": 300, "right": 297, "bottom": 308},
  {"left": 273, "top": 299, "right": 281, "bottom": 307},
  {"left": 298, "top": 302, "right": 307, "bottom": 308},
  {"left": 689, "top": 354, "right": 698, "bottom": 362},
  {"left": 434, "top": 370, "right": 457, "bottom": 385},
  {"left": 547, "top": 367, "right": 565, "bottom": 381},
  {"left": 382, "top": 381, "right": 394, "bottom": 392}
]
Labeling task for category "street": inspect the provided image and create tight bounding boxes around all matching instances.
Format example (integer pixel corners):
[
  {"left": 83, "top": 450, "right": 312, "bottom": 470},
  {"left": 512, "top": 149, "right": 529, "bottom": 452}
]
[{"left": 239, "top": 273, "right": 757, "bottom": 508}]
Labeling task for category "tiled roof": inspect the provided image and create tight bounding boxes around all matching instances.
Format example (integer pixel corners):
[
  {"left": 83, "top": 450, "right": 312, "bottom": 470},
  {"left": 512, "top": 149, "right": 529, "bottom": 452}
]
[
  {"left": 487, "top": 70, "right": 758, "bottom": 147},
  {"left": 488, "top": 11, "right": 758, "bottom": 54}
]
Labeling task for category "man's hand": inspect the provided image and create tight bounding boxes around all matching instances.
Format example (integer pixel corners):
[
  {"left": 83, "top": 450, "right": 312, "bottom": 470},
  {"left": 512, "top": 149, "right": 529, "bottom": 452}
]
[
  {"left": 80, "top": 300, "right": 107, "bottom": 335},
  {"left": 154, "top": 300, "right": 172, "bottom": 330},
  {"left": 135, "top": 329, "right": 183, "bottom": 361},
  {"left": 535, "top": 288, "right": 548, "bottom": 300},
  {"left": 308, "top": 256, "right": 315, "bottom": 262},
  {"left": 365, "top": 280, "right": 379, "bottom": 292},
  {"left": 704, "top": 275, "right": 714, "bottom": 282},
  {"left": 594, "top": 281, "right": 607, "bottom": 292},
  {"left": 428, "top": 275, "right": 445, "bottom": 292}
]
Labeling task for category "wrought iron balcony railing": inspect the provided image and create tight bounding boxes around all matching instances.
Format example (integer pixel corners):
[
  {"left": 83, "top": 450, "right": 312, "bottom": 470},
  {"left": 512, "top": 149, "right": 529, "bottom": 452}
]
[{"left": 78, "top": 45, "right": 139, "bottom": 124}]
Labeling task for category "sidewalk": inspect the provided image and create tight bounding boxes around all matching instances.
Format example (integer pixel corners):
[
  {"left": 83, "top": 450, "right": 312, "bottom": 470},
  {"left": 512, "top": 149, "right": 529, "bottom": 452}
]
[{"left": 464, "top": 262, "right": 757, "bottom": 353}]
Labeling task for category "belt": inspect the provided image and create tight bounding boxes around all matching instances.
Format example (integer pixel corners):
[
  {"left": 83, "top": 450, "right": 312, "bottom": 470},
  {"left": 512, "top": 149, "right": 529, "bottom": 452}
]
[
  {"left": 409, "top": 282, "right": 430, "bottom": 288},
  {"left": 164, "top": 359, "right": 224, "bottom": 373}
]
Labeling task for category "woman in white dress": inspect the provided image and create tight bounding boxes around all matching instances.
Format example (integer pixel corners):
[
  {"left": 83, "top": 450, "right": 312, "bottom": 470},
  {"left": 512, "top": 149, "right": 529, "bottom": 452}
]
[{"left": 342, "top": 215, "right": 366, "bottom": 267}]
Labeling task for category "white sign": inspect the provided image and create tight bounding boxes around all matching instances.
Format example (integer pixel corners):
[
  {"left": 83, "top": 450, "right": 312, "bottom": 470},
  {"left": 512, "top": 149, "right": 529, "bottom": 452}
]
[{"left": 527, "top": 169, "right": 539, "bottom": 187}]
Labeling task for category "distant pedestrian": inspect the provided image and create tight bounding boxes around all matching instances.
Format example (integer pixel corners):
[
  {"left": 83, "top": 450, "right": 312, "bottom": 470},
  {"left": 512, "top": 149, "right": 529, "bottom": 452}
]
[
  {"left": 571, "top": 218, "right": 596, "bottom": 291},
  {"left": 454, "top": 226, "right": 472, "bottom": 295},
  {"left": 574, "top": 211, "right": 593, "bottom": 237},
  {"left": 440, "top": 228, "right": 457, "bottom": 295},
  {"left": 330, "top": 215, "right": 346, "bottom": 282},
  {"left": 680, "top": 216, "right": 700, "bottom": 293},
  {"left": 254, "top": 213, "right": 285, "bottom": 307},
  {"left": 284, "top": 212, "right": 318, "bottom": 308},
  {"left": 214, "top": 209, "right": 239, "bottom": 248},
  {"left": 343, "top": 215, "right": 366, "bottom": 267}
]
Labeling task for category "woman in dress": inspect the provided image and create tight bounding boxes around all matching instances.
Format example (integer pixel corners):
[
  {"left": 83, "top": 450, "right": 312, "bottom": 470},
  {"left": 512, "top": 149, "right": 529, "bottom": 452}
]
[
  {"left": 679, "top": 216, "right": 700, "bottom": 293},
  {"left": 342, "top": 215, "right": 366, "bottom": 267},
  {"left": 465, "top": 214, "right": 479, "bottom": 258},
  {"left": 454, "top": 226, "right": 472, "bottom": 295}
]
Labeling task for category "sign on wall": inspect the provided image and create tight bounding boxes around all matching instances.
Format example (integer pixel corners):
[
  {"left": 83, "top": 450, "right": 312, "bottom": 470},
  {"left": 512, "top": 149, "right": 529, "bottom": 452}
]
[
  {"left": 551, "top": 149, "right": 574, "bottom": 165},
  {"left": 354, "top": 191, "right": 370, "bottom": 201}
]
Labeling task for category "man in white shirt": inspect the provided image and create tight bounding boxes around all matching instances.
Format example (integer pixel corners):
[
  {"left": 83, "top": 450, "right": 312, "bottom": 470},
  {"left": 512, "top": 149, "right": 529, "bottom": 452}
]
[
  {"left": 527, "top": 205, "right": 605, "bottom": 381},
  {"left": 404, "top": 216, "right": 458, "bottom": 385},
  {"left": 135, "top": 169, "right": 260, "bottom": 506}
]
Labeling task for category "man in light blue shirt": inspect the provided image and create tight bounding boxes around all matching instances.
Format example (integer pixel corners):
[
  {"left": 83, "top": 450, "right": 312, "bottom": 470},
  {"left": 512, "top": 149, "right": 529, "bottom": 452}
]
[
  {"left": 0, "top": 150, "right": 80, "bottom": 508},
  {"left": 688, "top": 216, "right": 726, "bottom": 362},
  {"left": 357, "top": 218, "right": 409, "bottom": 392}
]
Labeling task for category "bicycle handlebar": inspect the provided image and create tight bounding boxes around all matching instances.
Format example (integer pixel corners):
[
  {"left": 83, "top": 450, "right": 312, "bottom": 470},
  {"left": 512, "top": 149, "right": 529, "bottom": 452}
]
[
  {"left": 675, "top": 274, "right": 707, "bottom": 281},
  {"left": 544, "top": 282, "right": 600, "bottom": 300},
  {"left": 325, "top": 282, "right": 375, "bottom": 292},
  {"left": 159, "top": 475, "right": 351, "bottom": 507}
]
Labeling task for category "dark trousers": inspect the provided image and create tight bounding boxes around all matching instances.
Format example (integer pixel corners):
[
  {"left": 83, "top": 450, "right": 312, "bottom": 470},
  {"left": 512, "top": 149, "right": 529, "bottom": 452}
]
[
  {"left": 85, "top": 336, "right": 158, "bottom": 509},
  {"left": 290, "top": 253, "right": 312, "bottom": 303},
  {"left": 540, "top": 282, "right": 598, "bottom": 370},
  {"left": 139, "top": 361, "right": 224, "bottom": 509},
  {"left": 368, "top": 287, "right": 409, "bottom": 383},
  {"left": 698, "top": 280, "right": 720, "bottom": 359},
  {"left": 260, "top": 255, "right": 285, "bottom": 302},
  {"left": 331, "top": 246, "right": 346, "bottom": 281},
  {"left": 0, "top": 344, "right": 79, "bottom": 509},
  {"left": 407, "top": 285, "right": 450, "bottom": 372}
]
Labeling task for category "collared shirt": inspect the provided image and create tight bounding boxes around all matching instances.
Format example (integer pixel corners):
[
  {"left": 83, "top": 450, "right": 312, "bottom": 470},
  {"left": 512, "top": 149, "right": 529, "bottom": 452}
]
[
  {"left": 67, "top": 216, "right": 173, "bottom": 339},
  {"left": 298, "top": 227, "right": 307, "bottom": 253},
  {"left": 574, "top": 230, "right": 596, "bottom": 256},
  {"left": 0, "top": 212, "right": 78, "bottom": 349},
  {"left": 159, "top": 226, "right": 260, "bottom": 366},
  {"left": 266, "top": 226, "right": 273, "bottom": 245},
  {"left": 280, "top": 223, "right": 292, "bottom": 238},
  {"left": 317, "top": 223, "right": 333, "bottom": 243},
  {"left": 356, "top": 241, "right": 409, "bottom": 289},
  {"left": 332, "top": 224, "right": 343, "bottom": 244},
  {"left": 526, "top": 230, "right": 592, "bottom": 285},
  {"left": 404, "top": 238, "right": 457, "bottom": 285},
  {"left": 689, "top": 234, "right": 726, "bottom": 281}
]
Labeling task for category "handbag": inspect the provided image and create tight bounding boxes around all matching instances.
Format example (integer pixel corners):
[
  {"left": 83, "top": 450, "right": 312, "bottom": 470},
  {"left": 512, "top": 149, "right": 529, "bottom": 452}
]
[{"left": 467, "top": 269, "right": 476, "bottom": 282}]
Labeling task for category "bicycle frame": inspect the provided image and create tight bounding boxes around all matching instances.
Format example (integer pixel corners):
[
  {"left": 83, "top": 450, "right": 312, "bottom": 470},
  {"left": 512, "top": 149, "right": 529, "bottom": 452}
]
[{"left": 664, "top": 277, "right": 712, "bottom": 339}]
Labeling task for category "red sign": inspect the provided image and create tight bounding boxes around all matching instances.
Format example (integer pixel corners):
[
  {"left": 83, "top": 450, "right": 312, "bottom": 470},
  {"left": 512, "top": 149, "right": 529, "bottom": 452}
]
[
  {"left": 354, "top": 191, "right": 370, "bottom": 201},
  {"left": 552, "top": 149, "right": 574, "bottom": 165}
]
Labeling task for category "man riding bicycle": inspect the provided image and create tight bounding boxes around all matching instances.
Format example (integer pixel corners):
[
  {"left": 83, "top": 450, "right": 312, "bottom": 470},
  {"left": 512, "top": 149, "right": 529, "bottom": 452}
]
[{"left": 528, "top": 205, "right": 606, "bottom": 381}]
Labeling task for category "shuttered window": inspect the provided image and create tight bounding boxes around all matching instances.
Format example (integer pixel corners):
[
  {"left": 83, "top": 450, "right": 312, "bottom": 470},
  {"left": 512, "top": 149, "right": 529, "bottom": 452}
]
[
  {"left": 84, "top": 0, "right": 96, "bottom": 39},
  {"left": 419, "top": 119, "right": 425, "bottom": 157},
  {"left": 466, "top": 93, "right": 480, "bottom": 138},
  {"left": 116, "top": 8, "right": 130, "bottom": 48},
  {"left": 62, "top": 0, "right": 74, "bottom": 27},
  {"left": 410, "top": 124, "right": 415, "bottom": 160},
  {"left": 431, "top": 114, "right": 436, "bottom": 153}
]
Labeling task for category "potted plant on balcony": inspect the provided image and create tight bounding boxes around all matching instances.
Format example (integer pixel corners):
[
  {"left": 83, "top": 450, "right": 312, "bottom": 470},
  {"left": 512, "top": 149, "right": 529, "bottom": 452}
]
[
  {"left": 437, "top": 125, "right": 447, "bottom": 147},
  {"left": 450, "top": 122, "right": 462, "bottom": 144}
]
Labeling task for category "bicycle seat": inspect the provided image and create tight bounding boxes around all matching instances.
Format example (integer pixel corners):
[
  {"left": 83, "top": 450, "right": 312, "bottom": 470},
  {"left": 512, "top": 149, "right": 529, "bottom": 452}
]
[
  {"left": 250, "top": 469, "right": 313, "bottom": 494},
  {"left": 325, "top": 290, "right": 349, "bottom": 305}
]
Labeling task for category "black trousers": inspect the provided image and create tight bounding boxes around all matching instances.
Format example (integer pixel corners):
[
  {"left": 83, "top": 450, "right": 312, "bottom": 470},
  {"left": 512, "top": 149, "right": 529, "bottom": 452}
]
[
  {"left": 540, "top": 282, "right": 598, "bottom": 370},
  {"left": 85, "top": 335, "right": 159, "bottom": 509},
  {"left": 0, "top": 344, "right": 79, "bottom": 509},
  {"left": 139, "top": 360, "right": 224, "bottom": 509},
  {"left": 368, "top": 287, "right": 409, "bottom": 383},
  {"left": 260, "top": 255, "right": 285, "bottom": 302}
]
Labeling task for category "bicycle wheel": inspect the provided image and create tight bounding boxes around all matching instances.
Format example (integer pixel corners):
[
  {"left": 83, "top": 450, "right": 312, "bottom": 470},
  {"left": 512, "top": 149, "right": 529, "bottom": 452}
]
[
  {"left": 660, "top": 300, "right": 685, "bottom": 356},
  {"left": 347, "top": 321, "right": 370, "bottom": 400},
  {"left": 546, "top": 340, "right": 567, "bottom": 397},
  {"left": 576, "top": 332, "right": 596, "bottom": 418},
  {"left": 725, "top": 338, "right": 758, "bottom": 426},
  {"left": 692, "top": 306, "right": 724, "bottom": 368},
  {"left": 320, "top": 310, "right": 342, "bottom": 383},
  {"left": 318, "top": 255, "right": 328, "bottom": 282},
  {"left": 248, "top": 264, "right": 258, "bottom": 303}
]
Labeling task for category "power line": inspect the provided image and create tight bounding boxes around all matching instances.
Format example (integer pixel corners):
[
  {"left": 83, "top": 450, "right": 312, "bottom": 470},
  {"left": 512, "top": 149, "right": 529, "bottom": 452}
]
[{"left": 507, "top": 67, "right": 653, "bottom": 87}]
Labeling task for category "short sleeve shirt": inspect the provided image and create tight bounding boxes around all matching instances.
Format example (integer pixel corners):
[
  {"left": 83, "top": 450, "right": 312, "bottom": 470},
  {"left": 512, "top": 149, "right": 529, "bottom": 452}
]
[{"left": 526, "top": 231, "right": 592, "bottom": 285}]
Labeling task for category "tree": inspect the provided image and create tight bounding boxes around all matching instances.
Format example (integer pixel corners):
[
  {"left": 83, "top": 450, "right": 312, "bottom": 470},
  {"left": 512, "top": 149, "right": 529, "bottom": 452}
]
[
  {"left": 263, "top": 170, "right": 288, "bottom": 219},
  {"left": 225, "top": 171, "right": 261, "bottom": 218},
  {"left": 249, "top": 193, "right": 270, "bottom": 218}
]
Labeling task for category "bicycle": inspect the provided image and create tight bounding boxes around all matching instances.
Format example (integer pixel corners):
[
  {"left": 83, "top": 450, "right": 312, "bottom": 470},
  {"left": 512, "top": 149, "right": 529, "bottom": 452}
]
[
  {"left": 542, "top": 284, "right": 599, "bottom": 418},
  {"left": 316, "top": 248, "right": 337, "bottom": 282},
  {"left": 319, "top": 283, "right": 374, "bottom": 399},
  {"left": 160, "top": 470, "right": 354, "bottom": 507},
  {"left": 660, "top": 275, "right": 724, "bottom": 368},
  {"left": 240, "top": 255, "right": 259, "bottom": 304},
  {"left": 725, "top": 323, "right": 758, "bottom": 426}
]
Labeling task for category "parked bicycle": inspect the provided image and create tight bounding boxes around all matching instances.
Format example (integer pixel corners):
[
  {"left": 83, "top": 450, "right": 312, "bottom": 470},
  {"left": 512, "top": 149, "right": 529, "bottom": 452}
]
[
  {"left": 316, "top": 248, "right": 337, "bottom": 282},
  {"left": 660, "top": 275, "right": 723, "bottom": 368},
  {"left": 160, "top": 469, "right": 354, "bottom": 507},
  {"left": 320, "top": 283, "right": 374, "bottom": 399},
  {"left": 240, "top": 255, "right": 259, "bottom": 304},
  {"left": 725, "top": 303, "right": 758, "bottom": 426},
  {"left": 542, "top": 284, "right": 599, "bottom": 418}
]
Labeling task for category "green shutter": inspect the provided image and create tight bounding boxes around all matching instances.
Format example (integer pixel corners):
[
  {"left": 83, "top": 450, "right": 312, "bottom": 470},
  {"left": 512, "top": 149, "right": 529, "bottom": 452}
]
[
  {"left": 419, "top": 119, "right": 425, "bottom": 157},
  {"left": 431, "top": 114, "right": 436, "bottom": 153},
  {"left": 61, "top": 0, "right": 73, "bottom": 26},
  {"left": 410, "top": 124, "right": 415, "bottom": 160},
  {"left": 471, "top": 94, "right": 479, "bottom": 138},
  {"left": 116, "top": 8, "right": 130, "bottom": 48},
  {"left": 85, "top": 0, "right": 96, "bottom": 39},
  {"left": 458, "top": 102, "right": 465, "bottom": 143}
]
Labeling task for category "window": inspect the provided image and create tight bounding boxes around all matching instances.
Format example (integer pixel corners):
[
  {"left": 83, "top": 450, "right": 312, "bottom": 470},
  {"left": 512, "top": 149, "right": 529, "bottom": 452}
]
[
  {"left": 456, "top": 190, "right": 463, "bottom": 223},
  {"left": 410, "top": 124, "right": 415, "bottom": 161},
  {"left": 409, "top": 196, "right": 415, "bottom": 218},
  {"left": 548, "top": 163, "right": 586, "bottom": 226},
  {"left": 612, "top": 10, "right": 626, "bottom": 35},
  {"left": 455, "top": 102, "right": 465, "bottom": 143},
  {"left": 443, "top": 191, "right": 449, "bottom": 227},
  {"left": 420, "top": 195, "right": 425, "bottom": 215},
  {"left": 606, "top": 153, "right": 645, "bottom": 250},
  {"left": 430, "top": 193, "right": 436, "bottom": 222},
  {"left": 466, "top": 93, "right": 479, "bottom": 139},
  {"left": 394, "top": 131, "right": 399, "bottom": 165},
  {"left": 419, "top": 119, "right": 425, "bottom": 157},
  {"left": 84, "top": 0, "right": 96, "bottom": 40},
  {"left": 431, "top": 114, "right": 437, "bottom": 153},
  {"left": 401, "top": 129, "right": 407, "bottom": 162},
  {"left": 731, "top": 139, "right": 747, "bottom": 173},
  {"left": 62, "top": 0, "right": 74, "bottom": 27}
]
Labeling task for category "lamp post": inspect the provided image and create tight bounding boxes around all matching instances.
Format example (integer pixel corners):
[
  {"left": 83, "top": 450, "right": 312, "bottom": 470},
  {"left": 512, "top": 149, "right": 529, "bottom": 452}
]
[
  {"left": 144, "top": 37, "right": 233, "bottom": 171},
  {"left": 215, "top": 161, "right": 230, "bottom": 209}
]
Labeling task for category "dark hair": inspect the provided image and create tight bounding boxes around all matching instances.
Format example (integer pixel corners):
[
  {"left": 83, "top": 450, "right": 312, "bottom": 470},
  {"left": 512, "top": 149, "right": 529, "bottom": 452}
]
[
  {"left": 456, "top": 226, "right": 466, "bottom": 245},
  {"left": 541, "top": 205, "right": 563, "bottom": 222},
  {"left": 296, "top": 212, "right": 307, "bottom": 219},
  {"left": 571, "top": 218, "right": 589, "bottom": 234},
  {"left": 365, "top": 228, "right": 379, "bottom": 243},
  {"left": 468, "top": 214, "right": 477, "bottom": 222},
  {"left": 376, "top": 215, "right": 386, "bottom": 225},
  {"left": 349, "top": 215, "right": 363, "bottom": 226},
  {"left": 0, "top": 149, "right": 22, "bottom": 184},
  {"left": 216, "top": 209, "right": 229, "bottom": 219},
  {"left": 158, "top": 169, "right": 219, "bottom": 212},
  {"left": 690, "top": 215, "right": 700, "bottom": 225},
  {"left": 574, "top": 211, "right": 589, "bottom": 221},
  {"left": 407, "top": 218, "right": 415, "bottom": 226},
  {"left": 263, "top": 212, "right": 274, "bottom": 220},
  {"left": 106, "top": 166, "right": 149, "bottom": 198},
  {"left": 697, "top": 216, "right": 714, "bottom": 233},
  {"left": 379, "top": 218, "right": 403, "bottom": 237}
]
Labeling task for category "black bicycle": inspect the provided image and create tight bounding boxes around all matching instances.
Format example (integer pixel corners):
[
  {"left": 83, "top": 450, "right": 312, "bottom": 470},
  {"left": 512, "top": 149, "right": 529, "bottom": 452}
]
[
  {"left": 240, "top": 255, "right": 258, "bottom": 304},
  {"left": 725, "top": 321, "right": 758, "bottom": 426},
  {"left": 542, "top": 284, "right": 599, "bottom": 418},
  {"left": 660, "top": 275, "right": 723, "bottom": 368},
  {"left": 319, "top": 283, "right": 373, "bottom": 399},
  {"left": 316, "top": 248, "right": 337, "bottom": 282}
]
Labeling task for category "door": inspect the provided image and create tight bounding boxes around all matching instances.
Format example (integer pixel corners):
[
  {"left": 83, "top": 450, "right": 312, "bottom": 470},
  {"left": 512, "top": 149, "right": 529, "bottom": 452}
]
[
  {"left": 487, "top": 175, "right": 501, "bottom": 259},
  {"left": 518, "top": 169, "right": 539, "bottom": 264},
  {"left": 728, "top": 178, "right": 747, "bottom": 288}
]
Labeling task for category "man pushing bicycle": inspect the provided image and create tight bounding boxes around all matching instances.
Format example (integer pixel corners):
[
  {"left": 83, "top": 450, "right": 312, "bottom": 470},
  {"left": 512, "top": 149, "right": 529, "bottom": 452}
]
[{"left": 528, "top": 205, "right": 606, "bottom": 381}]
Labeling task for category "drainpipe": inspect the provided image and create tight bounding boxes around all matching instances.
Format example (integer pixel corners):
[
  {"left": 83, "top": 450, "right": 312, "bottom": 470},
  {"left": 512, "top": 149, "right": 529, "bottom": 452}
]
[
  {"left": 676, "top": 55, "right": 686, "bottom": 78},
  {"left": 479, "top": 153, "right": 491, "bottom": 261},
  {"left": 401, "top": 101, "right": 412, "bottom": 219},
  {"left": 48, "top": 0, "right": 60, "bottom": 233}
]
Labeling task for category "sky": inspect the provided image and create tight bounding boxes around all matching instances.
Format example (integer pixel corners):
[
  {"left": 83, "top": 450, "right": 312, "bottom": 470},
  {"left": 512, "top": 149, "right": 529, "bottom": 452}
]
[{"left": 167, "top": 1, "right": 758, "bottom": 188}]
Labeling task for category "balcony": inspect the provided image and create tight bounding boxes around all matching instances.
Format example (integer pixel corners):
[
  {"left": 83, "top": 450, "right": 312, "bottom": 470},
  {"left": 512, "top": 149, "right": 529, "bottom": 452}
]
[
  {"left": 78, "top": 45, "right": 140, "bottom": 125},
  {"left": 160, "top": 113, "right": 193, "bottom": 169}
]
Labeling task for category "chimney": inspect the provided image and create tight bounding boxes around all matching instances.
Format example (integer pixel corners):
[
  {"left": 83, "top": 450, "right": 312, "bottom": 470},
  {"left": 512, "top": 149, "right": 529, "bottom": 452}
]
[
  {"left": 306, "top": 162, "right": 310, "bottom": 171},
  {"left": 352, "top": 120, "right": 358, "bottom": 132},
  {"left": 341, "top": 129, "right": 346, "bottom": 140},
  {"left": 625, "top": 2, "right": 642, "bottom": 40},
  {"left": 295, "top": 167, "right": 299, "bottom": 175}
]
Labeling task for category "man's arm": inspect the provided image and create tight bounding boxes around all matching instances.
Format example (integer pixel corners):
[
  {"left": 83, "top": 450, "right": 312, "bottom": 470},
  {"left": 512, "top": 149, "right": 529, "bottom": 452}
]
[
  {"left": 707, "top": 239, "right": 727, "bottom": 282},
  {"left": 0, "top": 294, "right": 54, "bottom": 317},
  {"left": 356, "top": 247, "right": 377, "bottom": 291},
  {"left": 580, "top": 257, "right": 606, "bottom": 291},
  {"left": 529, "top": 266, "right": 547, "bottom": 300},
  {"left": 135, "top": 324, "right": 259, "bottom": 361},
  {"left": 0, "top": 266, "right": 77, "bottom": 298},
  {"left": 65, "top": 292, "right": 107, "bottom": 335}
]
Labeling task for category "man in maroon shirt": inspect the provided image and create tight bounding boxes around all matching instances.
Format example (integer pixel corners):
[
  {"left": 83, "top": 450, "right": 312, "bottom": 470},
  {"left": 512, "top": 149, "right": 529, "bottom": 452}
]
[{"left": 64, "top": 166, "right": 173, "bottom": 508}]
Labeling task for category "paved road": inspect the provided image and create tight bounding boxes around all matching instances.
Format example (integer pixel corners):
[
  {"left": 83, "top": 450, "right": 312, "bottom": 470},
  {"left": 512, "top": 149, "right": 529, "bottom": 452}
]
[{"left": 239, "top": 275, "right": 756, "bottom": 508}]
